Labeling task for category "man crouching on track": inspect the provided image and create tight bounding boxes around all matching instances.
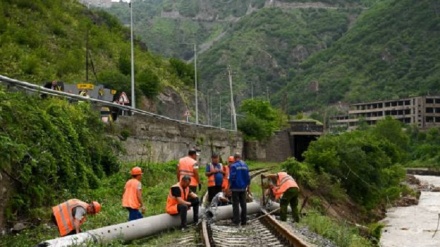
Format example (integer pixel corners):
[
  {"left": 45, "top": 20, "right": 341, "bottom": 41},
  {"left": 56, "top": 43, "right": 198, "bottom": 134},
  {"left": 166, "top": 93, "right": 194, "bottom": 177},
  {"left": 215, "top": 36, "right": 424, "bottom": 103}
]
[
  {"left": 166, "top": 175, "right": 200, "bottom": 231},
  {"left": 264, "top": 172, "right": 300, "bottom": 222}
]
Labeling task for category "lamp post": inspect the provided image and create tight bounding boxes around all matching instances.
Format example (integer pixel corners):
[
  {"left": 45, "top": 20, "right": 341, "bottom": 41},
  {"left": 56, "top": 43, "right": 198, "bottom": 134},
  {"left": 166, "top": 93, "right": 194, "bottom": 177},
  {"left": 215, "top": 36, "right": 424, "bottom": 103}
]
[
  {"left": 227, "top": 65, "right": 237, "bottom": 131},
  {"left": 180, "top": 43, "right": 198, "bottom": 124},
  {"left": 130, "top": 1, "right": 135, "bottom": 109},
  {"left": 194, "top": 43, "right": 198, "bottom": 124}
]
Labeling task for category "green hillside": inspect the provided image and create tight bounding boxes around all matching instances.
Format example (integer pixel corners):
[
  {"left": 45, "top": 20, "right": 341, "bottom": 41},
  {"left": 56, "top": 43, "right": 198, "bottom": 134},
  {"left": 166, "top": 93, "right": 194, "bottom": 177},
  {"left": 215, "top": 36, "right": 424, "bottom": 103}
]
[
  {"left": 102, "top": 0, "right": 373, "bottom": 123},
  {"left": 198, "top": 7, "right": 359, "bottom": 102},
  {"left": 282, "top": 0, "right": 440, "bottom": 113},
  {"left": 0, "top": 0, "right": 192, "bottom": 107},
  {"left": 105, "top": 0, "right": 373, "bottom": 59}
]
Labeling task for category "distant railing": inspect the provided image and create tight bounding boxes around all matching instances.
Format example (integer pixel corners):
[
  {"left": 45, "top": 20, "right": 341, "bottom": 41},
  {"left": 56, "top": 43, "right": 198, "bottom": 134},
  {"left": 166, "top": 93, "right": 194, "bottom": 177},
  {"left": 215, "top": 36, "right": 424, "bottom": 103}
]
[{"left": 0, "top": 74, "right": 229, "bottom": 131}]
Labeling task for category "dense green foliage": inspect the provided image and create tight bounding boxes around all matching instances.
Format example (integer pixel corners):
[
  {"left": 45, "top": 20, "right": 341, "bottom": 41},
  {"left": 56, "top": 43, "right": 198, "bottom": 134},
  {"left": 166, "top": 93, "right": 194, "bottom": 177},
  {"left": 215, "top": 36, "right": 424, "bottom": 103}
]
[
  {"left": 0, "top": 0, "right": 191, "bottom": 104},
  {"left": 105, "top": 0, "right": 439, "bottom": 117},
  {"left": 199, "top": 7, "right": 356, "bottom": 100},
  {"left": 0, "top": 88, "right": 120, "bottom": 222},
  {"left": 283, "top": 0, "right": 440, "bottom": 112},
  {"left": 1, "top": 160, "right": 269, "bottom": 246},
  {"left": 283, "top": 118, "right": 407, "bottom": 210},
  {"left": 407, "top": 126, "right": 440, "bottom": 167},
  {"left": 301, "top": 212, "right": 374, "bottom": 247},
  {"left": 238, "top": 99, "right": 287, "bottom": 140}
]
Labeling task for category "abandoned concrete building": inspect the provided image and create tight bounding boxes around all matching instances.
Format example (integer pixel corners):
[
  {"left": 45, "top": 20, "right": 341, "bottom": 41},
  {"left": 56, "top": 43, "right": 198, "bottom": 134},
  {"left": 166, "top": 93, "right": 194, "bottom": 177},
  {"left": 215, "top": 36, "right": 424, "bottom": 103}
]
[{"left": 330, "top": 96, "right": 440, "bottom": 131}]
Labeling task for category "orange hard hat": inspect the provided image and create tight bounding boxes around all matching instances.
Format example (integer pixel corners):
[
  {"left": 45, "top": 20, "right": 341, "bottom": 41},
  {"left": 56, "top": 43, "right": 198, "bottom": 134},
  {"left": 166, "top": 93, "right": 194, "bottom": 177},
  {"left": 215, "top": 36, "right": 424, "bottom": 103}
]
[
  {"left": 92, "top": 201, "right": 101, "bottom": 214},
  {"left": 131, "top": 166, "right": 143, "bottom": 175},
  {"left": 228, "top": 156, "right": 235, "bottom": 162}
]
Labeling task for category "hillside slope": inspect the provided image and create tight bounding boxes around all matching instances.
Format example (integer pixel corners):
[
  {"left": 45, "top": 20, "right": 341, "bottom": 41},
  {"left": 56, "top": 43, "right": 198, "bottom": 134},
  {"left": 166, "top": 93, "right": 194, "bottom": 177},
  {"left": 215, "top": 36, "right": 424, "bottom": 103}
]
[
  {"left": 102, "top": 1, "right": 372, "bottom": 122},
  {"left": 282, "top": 0, "right": 440, "bottom": 113},
  {"left": 0, "top": 0, "right": 194, "bottom": 119},
  {"left": 198, "top": 7, "right": 359, "bottom": 103}
]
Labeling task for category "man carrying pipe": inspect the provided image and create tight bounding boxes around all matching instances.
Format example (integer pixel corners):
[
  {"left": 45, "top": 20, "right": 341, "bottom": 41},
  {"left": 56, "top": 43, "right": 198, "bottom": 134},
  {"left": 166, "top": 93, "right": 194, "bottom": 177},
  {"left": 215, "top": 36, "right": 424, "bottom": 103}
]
[
  {"left": 177, "top": 149, "right": 201, "bottom": 193},
  {"left": 122, "top": 166, "right": 146, "bottom": 221},
  {"left": 166, "top": 175, "right": 200, "bottom": 231},
  {"left": 263, "top": 172, "right": 300, "bottom": 222},
  {"left": 51, "top": 199, "right": 101, "bottom": 236}
]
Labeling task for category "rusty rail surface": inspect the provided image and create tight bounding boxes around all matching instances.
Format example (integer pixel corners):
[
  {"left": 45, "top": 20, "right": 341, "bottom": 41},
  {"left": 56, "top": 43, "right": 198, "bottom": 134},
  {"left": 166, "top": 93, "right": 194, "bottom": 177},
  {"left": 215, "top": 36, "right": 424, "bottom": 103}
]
[
  {"left": 200, "top": 219, "right": 212, "bottom": 247},
  {"left": 259, "top": 209, "right": 310, "bottom": 247}
]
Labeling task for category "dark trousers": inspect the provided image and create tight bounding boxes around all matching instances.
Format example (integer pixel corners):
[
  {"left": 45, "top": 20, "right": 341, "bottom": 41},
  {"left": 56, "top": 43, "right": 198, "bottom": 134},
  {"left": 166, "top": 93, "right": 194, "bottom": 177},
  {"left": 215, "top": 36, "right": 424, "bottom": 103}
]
[
  {"left": 232, "top": 191, "right": 247, "bottom": 225},
  {"left": 126, "top": 207, "right": 143, "bottom": 221},
  {"left": 189, "top": 186, "right": 197, "bottom": 194},
  {"left": 51, "top": 214, "right": 77, "bottom": 236},
  {"left": 280, "top": 188, "right": 300, "bottom": 222},
  {"left": 208, "top": 186, "right": 222, "bottom": 203},
  {"left": 176, "top": 197, "right": 199, "bottom": 228}
]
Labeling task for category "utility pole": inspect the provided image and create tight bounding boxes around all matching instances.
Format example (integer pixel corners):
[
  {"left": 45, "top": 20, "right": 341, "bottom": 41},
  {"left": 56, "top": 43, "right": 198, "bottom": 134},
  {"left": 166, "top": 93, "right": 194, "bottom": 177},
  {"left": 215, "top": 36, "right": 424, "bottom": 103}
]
[
  {"left": 130, "top": 1, "right": 135, "bottom": 109},
  {"left": 194, "top": 43, "right": 198, "bottom": 124},
  {"left": 85, "top": 28, "right": 89, "bottom": 82},
  {"left": 219, "top": 96, "right": 222, "bottom": 128},
  {"left": 251, "top": 81, "right": 254, "bottom": 99},
  {"left": 266, "top": 86, "right": 270, "bottom": 102},
  {"left": 227, "top": 65, "right": 237, "bottom": 131}
]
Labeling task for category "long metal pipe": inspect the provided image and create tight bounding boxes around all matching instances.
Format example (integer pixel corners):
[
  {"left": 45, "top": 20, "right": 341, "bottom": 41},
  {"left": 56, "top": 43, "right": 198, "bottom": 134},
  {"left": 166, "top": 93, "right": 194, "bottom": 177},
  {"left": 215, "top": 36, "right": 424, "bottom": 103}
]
[
  {"left": 37, "top": 209, "right": 202, "bottom": 247},
  {"left": 37, "top": 202, "right": 270, "bottom": 247}
]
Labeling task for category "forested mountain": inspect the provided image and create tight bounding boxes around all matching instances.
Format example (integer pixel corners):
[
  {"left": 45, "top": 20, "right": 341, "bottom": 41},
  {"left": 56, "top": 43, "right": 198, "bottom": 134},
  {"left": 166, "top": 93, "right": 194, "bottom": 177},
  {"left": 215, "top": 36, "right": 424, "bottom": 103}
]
[
  {"left": 103, "top": 0, "right": 439, "bottom": 117},
  {"left": 283, "top": 0, "right": 440, "bottom": 113},
  {"left": 0, "top": 0, "right": 195, "bottom": 119},
  {"left": 102, "top": 0, "right": 370, "bottom": 124}
]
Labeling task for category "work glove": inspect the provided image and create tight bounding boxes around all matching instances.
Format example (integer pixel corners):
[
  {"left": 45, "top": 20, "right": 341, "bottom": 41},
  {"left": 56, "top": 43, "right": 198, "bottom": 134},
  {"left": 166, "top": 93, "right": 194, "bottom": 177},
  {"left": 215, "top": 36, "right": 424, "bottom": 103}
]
[{"left": 198, "top": 183, "right": 202, "bottom": 191}]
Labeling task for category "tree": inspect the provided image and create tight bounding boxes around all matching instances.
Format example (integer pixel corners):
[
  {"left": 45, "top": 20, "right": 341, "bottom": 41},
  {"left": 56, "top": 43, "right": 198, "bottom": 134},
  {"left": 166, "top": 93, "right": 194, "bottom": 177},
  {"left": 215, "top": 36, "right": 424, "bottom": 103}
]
[{"left": 237, "top": 99, "right": 287, "bottom": 140}]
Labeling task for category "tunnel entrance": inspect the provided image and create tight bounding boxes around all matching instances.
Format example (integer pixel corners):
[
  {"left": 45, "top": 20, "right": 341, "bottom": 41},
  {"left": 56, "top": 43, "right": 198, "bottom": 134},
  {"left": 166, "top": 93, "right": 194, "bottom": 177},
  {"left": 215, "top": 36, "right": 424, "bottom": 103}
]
[
  {"left": 289, "top": 120, "right": 323, "bottom": 161},
  {"left": 291, "top": 134, "right": 319, "bottom": 161}
]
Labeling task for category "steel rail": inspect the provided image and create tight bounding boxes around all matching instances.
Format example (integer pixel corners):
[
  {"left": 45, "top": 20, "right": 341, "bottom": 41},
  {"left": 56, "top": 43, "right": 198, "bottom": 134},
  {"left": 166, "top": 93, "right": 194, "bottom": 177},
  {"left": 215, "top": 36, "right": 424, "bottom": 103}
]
[
  {"left": 200, "top": 219, "right": 212, "bottom": 247},
  {"left": 259, "top": 208, "right": 310, "bottom": 247}
]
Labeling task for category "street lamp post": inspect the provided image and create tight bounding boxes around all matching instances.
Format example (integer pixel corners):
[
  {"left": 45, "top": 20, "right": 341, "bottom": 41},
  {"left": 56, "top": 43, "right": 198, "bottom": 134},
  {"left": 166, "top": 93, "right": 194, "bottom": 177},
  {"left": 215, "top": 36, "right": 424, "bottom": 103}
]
[
  {"left": 227, "top": 65, "right": 237, "bottom": 131},
  {"left": 130, "top": 1, "right": 135, "bottom": 109},
  {"left": 180, "top": 43, "right": 199, "bottom": 124},
  {"left": 194, "top": 43, "right": 198, "bottom": 124}
]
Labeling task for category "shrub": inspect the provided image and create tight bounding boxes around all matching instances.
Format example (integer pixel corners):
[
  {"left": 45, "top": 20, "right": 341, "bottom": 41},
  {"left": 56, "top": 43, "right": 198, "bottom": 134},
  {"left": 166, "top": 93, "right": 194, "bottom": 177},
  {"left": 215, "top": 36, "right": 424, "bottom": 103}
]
[{"left": 0, "top": 90, "right": 121, "bottom": 222}]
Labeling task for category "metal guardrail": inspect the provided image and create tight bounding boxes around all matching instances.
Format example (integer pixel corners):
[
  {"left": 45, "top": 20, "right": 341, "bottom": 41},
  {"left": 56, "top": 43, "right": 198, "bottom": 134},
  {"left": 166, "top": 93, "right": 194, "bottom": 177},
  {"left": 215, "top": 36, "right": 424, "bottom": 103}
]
[{"left": 0, "top": 74, "right": 232, "bottom": 131}]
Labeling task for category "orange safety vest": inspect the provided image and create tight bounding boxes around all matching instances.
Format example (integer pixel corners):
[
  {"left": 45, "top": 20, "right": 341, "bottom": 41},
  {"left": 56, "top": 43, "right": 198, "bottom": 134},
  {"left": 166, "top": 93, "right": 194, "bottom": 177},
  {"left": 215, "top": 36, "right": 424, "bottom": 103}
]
[
  {"left": 166, "top": 183, "right": 189, "bottom": 215},
  {"left": 222, "top": 165, "right": 230, "bottom": 190},
  {"left": 122, "top": 178, "right": 142, "bottom": 209},
  {"left": 272, "top": 172, "right": 299, "bottom": 200},
  {"left": 207, "top": 163, "right": 223, "bottom": 187},
  {"left": 178, "top": 156, "right": 198, "bottom": 186},
  {"left": 52, "top": 199, "right": 89, "bottom": 236}
]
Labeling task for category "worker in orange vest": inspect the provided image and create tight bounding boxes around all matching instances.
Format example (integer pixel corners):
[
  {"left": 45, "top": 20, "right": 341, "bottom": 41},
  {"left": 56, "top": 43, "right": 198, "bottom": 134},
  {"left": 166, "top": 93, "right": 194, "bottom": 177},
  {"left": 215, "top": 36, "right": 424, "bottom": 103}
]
[
  {"left": 205, "top": 153, "right": 224, "bottom": 203},
  {"left": 222, "top": 156, "right": 234, "bottom": 192},
  {"left": 264, "top": 172, "right": 300, "bottom": 222},
  {"left": 122, "top": 166, "right": 146, "bottom": 221},
  {"left": 177, "top": 149, "right": 201, "bottom": 193},
  {"left": 51, "top": 199, "right": 101, "bottom": 236},
  {"left": 166, "top": 175, "right": 199, "bottom": 231}
]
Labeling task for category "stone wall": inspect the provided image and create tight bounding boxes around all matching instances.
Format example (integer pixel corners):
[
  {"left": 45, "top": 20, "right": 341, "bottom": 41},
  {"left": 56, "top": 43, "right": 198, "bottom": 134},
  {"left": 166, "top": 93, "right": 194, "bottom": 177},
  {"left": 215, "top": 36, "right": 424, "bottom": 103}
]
[
  {"left": 244, "top": 129, "right": 292, "bottom": 163},
  {"left": 115, "top": 115, "right": 243, "bottom": 165}
]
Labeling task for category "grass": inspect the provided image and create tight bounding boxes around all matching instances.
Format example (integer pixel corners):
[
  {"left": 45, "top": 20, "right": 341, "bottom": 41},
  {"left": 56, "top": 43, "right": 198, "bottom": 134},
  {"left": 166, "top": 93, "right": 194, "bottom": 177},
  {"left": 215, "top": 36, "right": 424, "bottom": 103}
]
[
  {"left": 0, "top": 160, "right": 273, "bottom": 246},
  {"left": 300, "top": 211, "right": 374, "bottom": 247}
]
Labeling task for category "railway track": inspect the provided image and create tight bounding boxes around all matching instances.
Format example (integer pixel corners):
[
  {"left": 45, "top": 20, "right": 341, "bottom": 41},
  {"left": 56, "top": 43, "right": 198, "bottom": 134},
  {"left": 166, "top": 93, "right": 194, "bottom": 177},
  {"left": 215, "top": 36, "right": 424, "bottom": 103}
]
[
  {"left": 198, "top": 167, "right": 310, "bottom": 247},
  {"left": 165, "top": 167, "right": 310, "bottom": 247},
  {"left": 200, "top": 208, "right": 310, "bottom": 247}
]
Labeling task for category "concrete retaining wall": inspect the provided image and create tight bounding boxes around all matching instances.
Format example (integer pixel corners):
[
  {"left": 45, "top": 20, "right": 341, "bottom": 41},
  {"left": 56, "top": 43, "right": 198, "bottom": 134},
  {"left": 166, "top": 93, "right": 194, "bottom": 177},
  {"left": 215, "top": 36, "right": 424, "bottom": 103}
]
[
  {"left": 244, "top": 129, "right": 292, "bottom": 163},
  {"left": 115, "top": 115, "right": 243, "bottom": 165}
]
